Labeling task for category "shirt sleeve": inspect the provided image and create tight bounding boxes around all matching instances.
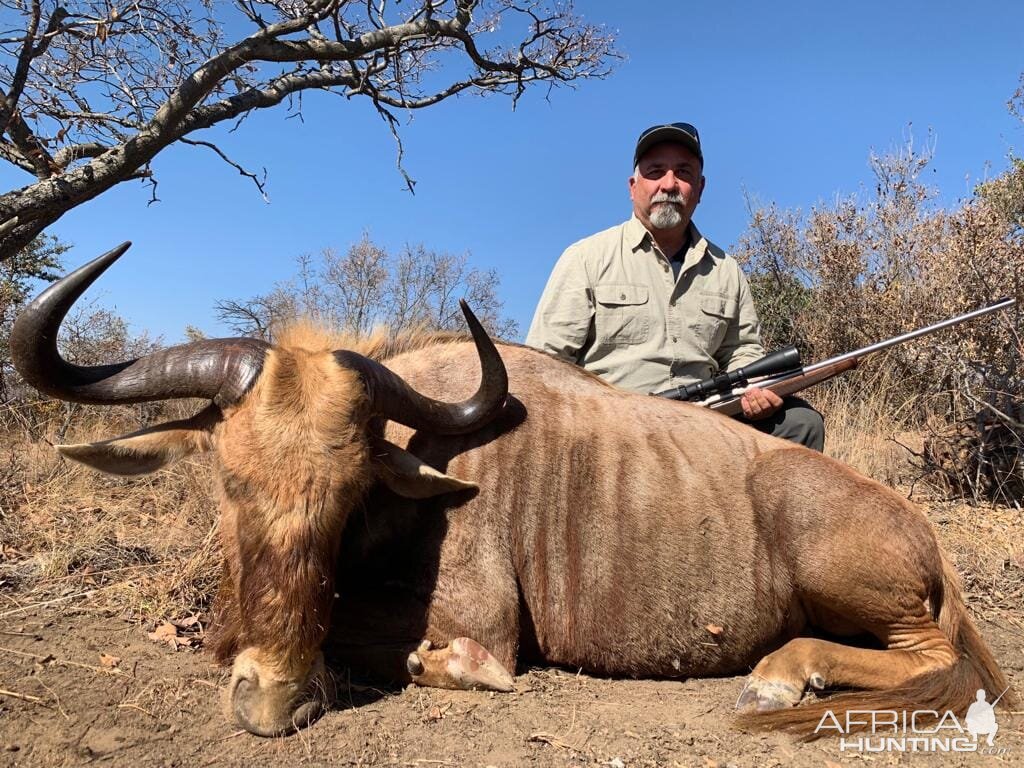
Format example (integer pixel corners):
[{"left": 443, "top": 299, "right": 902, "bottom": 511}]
[
  {"left": 715, "top": 267, "right": 766, "bottom": 372},
  {"left": 525, "top": 246, "right": 594, "bottom": 363}
]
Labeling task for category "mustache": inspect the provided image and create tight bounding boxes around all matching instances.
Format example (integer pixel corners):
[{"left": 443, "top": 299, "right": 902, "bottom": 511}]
[{"left": 651, "top": 192, "right": 686, "bottom": 204}]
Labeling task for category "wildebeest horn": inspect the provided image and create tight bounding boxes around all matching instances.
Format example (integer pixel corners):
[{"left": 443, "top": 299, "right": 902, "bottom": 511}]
[
  {"left": 334, "top": 300, "right": 508, "bottom": 435},
  {"left": 10, "top": 242, "right": 269, "bottom": 407}
]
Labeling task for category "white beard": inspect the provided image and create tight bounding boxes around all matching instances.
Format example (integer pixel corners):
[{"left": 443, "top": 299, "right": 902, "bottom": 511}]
[{"left": 649, "top": 202, "right": 684, "bottom": 229}]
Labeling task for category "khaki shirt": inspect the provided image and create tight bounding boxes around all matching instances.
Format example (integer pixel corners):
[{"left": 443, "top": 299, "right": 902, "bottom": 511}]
[{"left": 525, "top": 217, "right": 765, "bottom": 394}]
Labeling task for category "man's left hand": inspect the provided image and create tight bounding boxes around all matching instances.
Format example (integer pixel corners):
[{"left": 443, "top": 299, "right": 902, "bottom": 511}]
[{"left": 740, "top": 387, "right": 783, "bottom": 420}]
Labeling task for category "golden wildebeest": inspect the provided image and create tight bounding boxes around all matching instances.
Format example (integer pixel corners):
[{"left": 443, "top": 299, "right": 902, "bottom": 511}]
[{"left": 12, "top": 244, "right": 1014, "bottom": 738}]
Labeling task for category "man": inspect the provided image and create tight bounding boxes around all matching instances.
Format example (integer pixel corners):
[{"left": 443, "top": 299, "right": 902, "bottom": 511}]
[{"left": 525, "top": 122, "right": 824, "bottom": 451}]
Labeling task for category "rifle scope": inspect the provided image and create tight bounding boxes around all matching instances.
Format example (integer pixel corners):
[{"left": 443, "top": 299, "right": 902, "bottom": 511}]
[{"left": 653, "top": 346, "right": 801, "bottom": 401}]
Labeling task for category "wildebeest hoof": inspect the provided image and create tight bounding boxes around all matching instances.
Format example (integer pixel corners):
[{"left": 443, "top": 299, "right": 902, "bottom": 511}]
[
  {"left": 735, "top": 675, "right": 803, "bottom": 712},
  {"left": 407, "top": 651, "right": 424, "bottom": 676},
  {"left": 445, "top": 637, "right": 514, "bottom": 692},
  {"left": 809, "top": 672, "right": 826, "bottom": 690},
  {"left": 408, "top": 637, "right": 514, "bottom": 692}
]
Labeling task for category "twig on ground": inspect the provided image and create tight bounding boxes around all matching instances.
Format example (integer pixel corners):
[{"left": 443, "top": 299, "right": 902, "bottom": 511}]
[
  {"left": 528, "top": 731, "right": 587, "bottom": 751},
  {"left": 36, "top": 678, "right": 69, "bottom": 720},
  {"left": 0, "top": 589, "right": 99, "bottom": 618},
  {"left": 0, "top": 687, "right": 51, "bottom": 706},
  {"left": 118, "top": 702, "right": 158, "bottom": 718},
  {"left": 37, "top": 561, "right": 164, "bottom": 584},
  {"left": 0, "top": 644, "right": 124, "bottom": 676},
  {"left": 0, "top": 591, "right": 25, "bottom": 609},
  {"left": 214, "top": 730, "right": 247, "bottom": 742}
]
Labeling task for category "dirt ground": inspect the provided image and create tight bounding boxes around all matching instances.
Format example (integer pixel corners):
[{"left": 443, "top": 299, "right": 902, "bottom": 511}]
[{"left": 0, "top": 605, "right": 1021, "bottom": 768}]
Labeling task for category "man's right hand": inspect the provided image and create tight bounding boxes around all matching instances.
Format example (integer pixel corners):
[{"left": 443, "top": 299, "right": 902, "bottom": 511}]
[{"left": 740, "top": 387, "right": 783, "bottom": 420}]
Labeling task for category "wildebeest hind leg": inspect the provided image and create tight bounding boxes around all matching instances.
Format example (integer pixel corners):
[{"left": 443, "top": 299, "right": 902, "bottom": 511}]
[{"left": 736, "top": 613, "right": 956, "bottom": 712}]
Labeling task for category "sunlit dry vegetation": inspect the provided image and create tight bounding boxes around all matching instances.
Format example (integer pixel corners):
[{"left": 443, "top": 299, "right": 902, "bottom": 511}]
[{"left": 737, "top": 135, "right": 1024, "bottom": 505}]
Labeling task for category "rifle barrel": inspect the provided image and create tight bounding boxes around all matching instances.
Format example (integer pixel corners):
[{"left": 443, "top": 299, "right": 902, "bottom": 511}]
[{"left": 802, "top": 298, "right": 1016, "bottom": 376}]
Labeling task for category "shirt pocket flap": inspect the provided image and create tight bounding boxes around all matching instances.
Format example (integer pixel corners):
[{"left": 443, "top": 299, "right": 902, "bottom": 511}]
[
  {"left": 594, "top": 284, "right": 649, "bottom": 307},
  {"left": 699, "top": 292, "right": 737, "bottom": 318}
]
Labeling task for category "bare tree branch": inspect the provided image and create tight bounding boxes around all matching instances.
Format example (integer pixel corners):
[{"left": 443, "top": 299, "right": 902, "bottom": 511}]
[
  {"left": 0, "top": 0, "right": 40, "bottom": 133},
  {"left": 178, "top": 137, "right": 268, "bottom": 200},
  {"left": 0, "top": 1, "right": 617, "bottom": 260}
]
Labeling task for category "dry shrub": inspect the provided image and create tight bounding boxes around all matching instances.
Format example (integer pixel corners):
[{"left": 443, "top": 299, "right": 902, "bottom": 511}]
[
  {"left": 921, "top": 417, "right": 1024, "bottom": 505},
  {"left": 738, "top": 137, "right": 1024, "bottom": 503}
]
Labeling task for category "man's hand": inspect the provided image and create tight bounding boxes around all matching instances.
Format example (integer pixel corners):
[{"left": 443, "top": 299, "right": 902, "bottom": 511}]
[{"left": 740, "top": 387, "right": 783, "bottom": 420}]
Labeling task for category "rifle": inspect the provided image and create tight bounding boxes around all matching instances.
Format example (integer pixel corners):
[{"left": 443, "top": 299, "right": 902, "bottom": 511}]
[{"left": 652, "top": 298, "right": 1017, "bottom": 418}]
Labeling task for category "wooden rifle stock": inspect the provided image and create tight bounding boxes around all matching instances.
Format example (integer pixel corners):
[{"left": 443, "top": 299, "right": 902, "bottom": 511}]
[
  {"left": 659, "top": 297, "right": 1014, "bottom": 419},
  {"left": 708, "top": 358, "right": 860, "bottom": 418}
]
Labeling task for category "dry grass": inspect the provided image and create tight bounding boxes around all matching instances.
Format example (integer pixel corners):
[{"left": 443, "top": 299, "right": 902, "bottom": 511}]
[
  {"left": 811, "top": 366, "right": 922, "bottom": 486},
  {"left": 1, "top": 409, "right": 219, "bottom": 624}
]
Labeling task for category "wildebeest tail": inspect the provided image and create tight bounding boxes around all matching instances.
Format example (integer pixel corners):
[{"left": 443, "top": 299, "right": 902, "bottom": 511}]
[{"left": 736, "top": 552, "right": 1016, "bottom": 740}]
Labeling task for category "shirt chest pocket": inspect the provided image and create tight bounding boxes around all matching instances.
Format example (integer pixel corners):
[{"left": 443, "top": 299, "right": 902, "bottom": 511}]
[
  {"left": 593, "top": 284, "right": 650, "bottom": 346},
  {"left": 693, "top": 292, "right": 737, "bottom": 351}
]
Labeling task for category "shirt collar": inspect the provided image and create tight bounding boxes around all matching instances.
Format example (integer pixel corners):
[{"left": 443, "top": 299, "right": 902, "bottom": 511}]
[
  {"left": 688, "top": 222, "right": 708, "bottom": 261},
  {"left": 626, "top": 215, "right": 651, "bottom": 251},
  {"left": 628, "top": 216, "right": 707, "bottom": 261}
]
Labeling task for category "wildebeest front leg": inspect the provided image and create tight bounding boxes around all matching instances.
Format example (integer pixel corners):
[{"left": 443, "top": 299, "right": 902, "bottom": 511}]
[
  {"left": 327, "top": 577, "right": 519, "bottom": 693},
  {"left": 406, "top": 638, "right": 514, "bottom": 691}
]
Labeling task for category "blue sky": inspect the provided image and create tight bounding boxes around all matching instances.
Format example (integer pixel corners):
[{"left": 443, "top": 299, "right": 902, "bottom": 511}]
[{"left": 6, "top": 0, "right": 1023, "bottom": 342}]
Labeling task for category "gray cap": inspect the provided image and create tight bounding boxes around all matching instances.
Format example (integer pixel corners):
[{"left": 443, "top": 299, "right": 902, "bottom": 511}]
[{"left": 633, "top": 122, "right": 702, "bottom": 168}]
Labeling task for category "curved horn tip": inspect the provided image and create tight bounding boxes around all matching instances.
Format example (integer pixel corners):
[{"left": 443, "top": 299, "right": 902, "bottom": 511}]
[
  {"left": 58, "top": 242, "right": 133, "bottom": 286},
  {"left": 458, "top": 299, "right": 483, "bottom": 331},
  {"left": 25, "top": 241, "right": 134, "bottom": 313},
  {"left": 64, "top": 241, "right": 133, "bottom": 286},
  {"left": 94, "top": 240, "right": 132, "bottom": 262},
  {"left": 102, "top": 241, "right": 133, "bottom": 263}
]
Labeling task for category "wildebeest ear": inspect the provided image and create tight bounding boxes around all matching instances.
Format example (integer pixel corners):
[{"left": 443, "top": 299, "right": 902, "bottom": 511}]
[
  {"left": 369, "top": 436, "right": 478, "bottom": 499},
  {"left": 57, "top": 405, "right": 221, "bottom": 477}
]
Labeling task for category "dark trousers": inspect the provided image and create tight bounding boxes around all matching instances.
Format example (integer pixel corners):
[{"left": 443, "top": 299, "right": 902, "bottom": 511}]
[{"left": 739, "top": 396, "right": 825, "bottom": 452}]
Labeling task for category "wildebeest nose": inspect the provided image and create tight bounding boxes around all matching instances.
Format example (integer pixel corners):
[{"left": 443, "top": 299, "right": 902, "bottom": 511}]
[
  {"left": 231, "top": 674, "right": 265, "bottom": 728},
  {"left": 234, "top": 674, "right": 255, "bottom": 698},
  {"left": 231, "top": 679, "right": 287, "bottom": 737}
]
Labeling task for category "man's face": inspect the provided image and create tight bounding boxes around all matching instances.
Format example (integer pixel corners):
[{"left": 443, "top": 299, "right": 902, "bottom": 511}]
[{"left": 629, "top": 142, "right": 705, "bottom": 234}]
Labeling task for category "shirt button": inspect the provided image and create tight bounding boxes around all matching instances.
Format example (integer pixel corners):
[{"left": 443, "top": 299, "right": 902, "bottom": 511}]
[
  {"left": 672, "top": 336, "right": 678, "bottom": 343},
  {"left": 619, "top": 292, "right": 626, "bottom": 300}
]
